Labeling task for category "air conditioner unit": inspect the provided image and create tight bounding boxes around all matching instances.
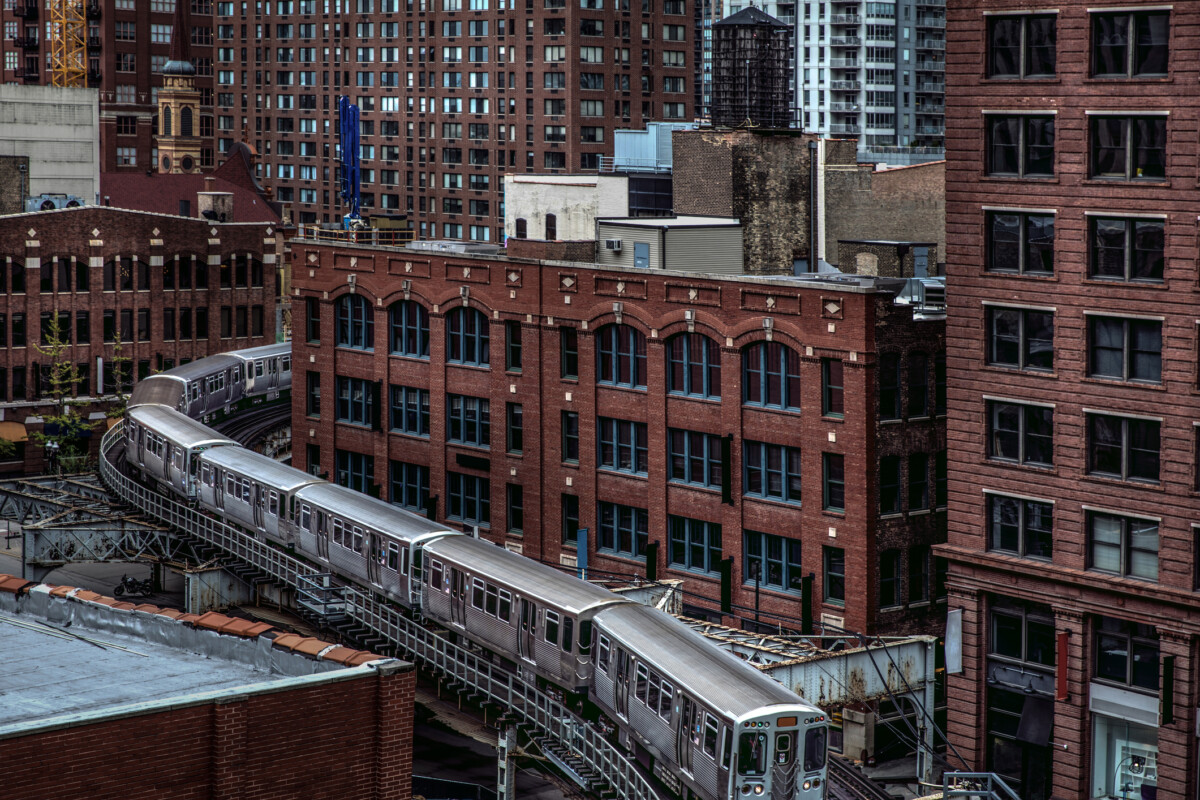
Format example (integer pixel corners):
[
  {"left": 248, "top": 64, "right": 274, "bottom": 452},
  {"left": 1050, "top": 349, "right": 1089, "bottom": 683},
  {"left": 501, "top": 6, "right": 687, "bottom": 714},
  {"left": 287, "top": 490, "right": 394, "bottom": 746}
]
[{"left": 604, "top": 238, "right": 623, "bottom": 252}]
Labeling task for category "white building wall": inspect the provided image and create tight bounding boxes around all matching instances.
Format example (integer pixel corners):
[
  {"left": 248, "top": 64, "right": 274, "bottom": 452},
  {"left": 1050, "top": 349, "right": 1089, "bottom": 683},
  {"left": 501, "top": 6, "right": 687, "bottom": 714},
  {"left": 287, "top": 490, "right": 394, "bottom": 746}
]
[
  {"left": 503, "top": 174, "right": 629, "bottom": 241},
  {"left": 0, "top": 85, "right": 100, "bottom": 203}
]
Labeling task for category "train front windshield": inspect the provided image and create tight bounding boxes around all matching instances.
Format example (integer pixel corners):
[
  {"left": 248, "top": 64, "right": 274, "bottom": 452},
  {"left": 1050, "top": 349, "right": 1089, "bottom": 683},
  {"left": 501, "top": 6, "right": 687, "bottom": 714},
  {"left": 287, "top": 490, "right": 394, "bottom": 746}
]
[
  {"left": 803, "top": 726, "right": 827, "bottom": 771},
  {"left": 738, "top": 732, "right": 768, "bottom": 777}
]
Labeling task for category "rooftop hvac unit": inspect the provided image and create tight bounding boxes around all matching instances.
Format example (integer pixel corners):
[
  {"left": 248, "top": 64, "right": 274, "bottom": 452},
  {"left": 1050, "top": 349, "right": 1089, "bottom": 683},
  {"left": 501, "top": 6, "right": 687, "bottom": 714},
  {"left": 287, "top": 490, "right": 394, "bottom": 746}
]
[{"left": 604, "top": 238, "right": 623, "bottom": 252}]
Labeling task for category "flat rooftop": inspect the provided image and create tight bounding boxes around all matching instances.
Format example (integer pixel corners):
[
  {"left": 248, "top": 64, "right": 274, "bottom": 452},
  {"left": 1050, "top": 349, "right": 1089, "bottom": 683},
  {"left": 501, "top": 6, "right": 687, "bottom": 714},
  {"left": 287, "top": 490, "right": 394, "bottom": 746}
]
[
  {"left": 0, "top": 579, "right": 394, "bottom": 738},
  {"left": 598, "top": 215, "right": 741, "bottom": 228}
]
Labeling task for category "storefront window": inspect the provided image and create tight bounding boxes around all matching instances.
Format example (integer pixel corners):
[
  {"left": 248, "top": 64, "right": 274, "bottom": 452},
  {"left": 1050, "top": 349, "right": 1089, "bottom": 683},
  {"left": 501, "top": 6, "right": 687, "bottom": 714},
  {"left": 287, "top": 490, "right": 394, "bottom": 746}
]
[{"left": 1091, "top": 715, "right": 1157, "bottom": 800}]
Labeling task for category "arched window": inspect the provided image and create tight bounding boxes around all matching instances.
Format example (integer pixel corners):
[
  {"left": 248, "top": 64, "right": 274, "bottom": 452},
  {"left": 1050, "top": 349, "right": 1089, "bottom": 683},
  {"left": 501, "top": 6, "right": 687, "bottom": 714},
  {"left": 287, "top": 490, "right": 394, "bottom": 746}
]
[
  {"left": 666, "top": 333, "right": 721, "bottom": 399},
  {"left": 181, "top": 106, "right": 194, "bottom": 137},
  {"left": 742, "top": 341, "right": 801, "bottom": 410},
  {"left": 545, "top": 213, "right": 557, "bottom": 240},
  {"left": 389, "top": 299, "right": 429, "bottom": 358},
  {"left": 335, "top": 294, "right": 375, "bottom": 350},
  {"left": 446, "top": 307, "right": 490, "bottom": 366},
  {"left": 162, "top": 107, "right": 172, "bottom": 137},
  {"left": 515, "top": 218, "right": 527, "bottom": 239},
  {"left": 597, "top": 324, "right": 647, "bottom": 389}
]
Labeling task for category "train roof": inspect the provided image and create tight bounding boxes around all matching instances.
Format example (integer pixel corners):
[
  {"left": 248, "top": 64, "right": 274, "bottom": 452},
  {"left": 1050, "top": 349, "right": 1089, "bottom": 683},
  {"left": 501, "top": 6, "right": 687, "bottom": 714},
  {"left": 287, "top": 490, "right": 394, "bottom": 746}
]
[
  {"left": 201, "top": 447, "right": 320, "bottom": 492},
  {"left": 593, "top": 604, "right": 809, "bottom": 719},
  {"left": 226, "top": 343, "right": 291, "bottom": 363},
  {"left": 293, "top": 483, "right": 449, "bottom": 543},
  {"left": 127, "top": 406, "right": 238, "bottom": 449},
  {"left": 128, "top": 374, "right": 185, "bottom": 408},
  {"left": 158, "top": 354, "right": 244, "bottom": 383},
  {"left": 425, "top": 536, "right": 622, "bottom": 616}
]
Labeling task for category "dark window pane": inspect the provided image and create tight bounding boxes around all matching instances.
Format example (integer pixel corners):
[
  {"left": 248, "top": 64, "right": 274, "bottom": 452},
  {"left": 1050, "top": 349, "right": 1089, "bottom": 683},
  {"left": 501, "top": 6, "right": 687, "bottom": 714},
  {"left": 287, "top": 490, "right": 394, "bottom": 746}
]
[
  {"left": 1091, "top": 117, "right": 1127, "bottom": 178},
  {"left": 1133, "top": 117, "right": 1166, "bottom": 179},
  {"left": 1026, "top": 16, "right": 1056, "bottom": 76},
  {"left": 1132, "top": 220, "right": 1164, "bottom": 281},
  {"left": 1133, "top": 12, "right": 1169, "bottom": 76},
  {"left": 1024, "top": 117, "right": 1055, "bottom": 176},
  {"left": 1092, "top": 218, "right": 1128, "bottom": 279},
  {"left": 1092, "top": 13, "right": 1129, "bottom": 76},
  {"left": 988, "top": 17, "right": 1021, "bottom": 77},
  {"left": 989, "top": 213, "right": 1020, "bottom": 272},
  {"left": 1027, "top": 214, "right": 1055, "bottom": 274},
  {"left": 988, "top": 117, "right": 1021, "bottom": 175}
]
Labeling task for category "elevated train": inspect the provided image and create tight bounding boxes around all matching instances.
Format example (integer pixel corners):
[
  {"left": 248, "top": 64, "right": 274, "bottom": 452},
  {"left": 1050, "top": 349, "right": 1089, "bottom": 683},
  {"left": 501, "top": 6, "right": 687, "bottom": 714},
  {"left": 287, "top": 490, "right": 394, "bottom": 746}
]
[{"left": 122, "top": 344, "right": 828, "bottom": 800}]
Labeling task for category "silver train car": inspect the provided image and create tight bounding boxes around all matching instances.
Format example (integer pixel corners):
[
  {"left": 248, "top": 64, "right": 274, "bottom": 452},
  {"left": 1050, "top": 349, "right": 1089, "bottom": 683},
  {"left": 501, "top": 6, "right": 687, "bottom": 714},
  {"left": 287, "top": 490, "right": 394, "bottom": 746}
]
[
  {"left": 121, "top": 343, "right": 831, "bottom": 800},
  {"left": 197, "top": 447, "right": 320, "bottom": 543},
  {"left": 125, "top": 405, "right": 237, "bottom": 499},
  {"left": 422, "top": 535, "right": 625, "bottom": 692},
  {"left": 292, "top": 482, "right": 455, "bottom": 606},
  {"left": 591, "top": 604, "right": 828, "bottom": 800}
]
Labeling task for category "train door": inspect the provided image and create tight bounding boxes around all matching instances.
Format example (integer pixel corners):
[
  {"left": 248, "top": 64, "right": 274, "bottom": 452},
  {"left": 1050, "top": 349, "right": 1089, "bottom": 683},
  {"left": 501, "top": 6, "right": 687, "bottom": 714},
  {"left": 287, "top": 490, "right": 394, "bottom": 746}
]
[
  {"left": 408, "top": 546, "right": 423, "bottom": 608},
  {"left": 450, "top": 567, "right": 467, "bottom": 626},
  {"left": 188, "top": 452, "right": 201, "bottom": 498},
  {"left": 518, "top": 598, "right": 537, "bottom": 661},
  {"left": 677, "top": 695, "right": 696, "bottom": 774},
  {"left": 214, "top": 468, "right": 225, "bottom": 510},
  {"left": 614, "top": 648, "right": 631, "bottom": 719},
  {"left": 316, "top": 510, "right": 329, "bottom": 558},
  {"left": 252, "top": 483, "right": 265, "bottom": 529},
  {"left": 368, "top": 533, "right": 382, "bottom": 583}
]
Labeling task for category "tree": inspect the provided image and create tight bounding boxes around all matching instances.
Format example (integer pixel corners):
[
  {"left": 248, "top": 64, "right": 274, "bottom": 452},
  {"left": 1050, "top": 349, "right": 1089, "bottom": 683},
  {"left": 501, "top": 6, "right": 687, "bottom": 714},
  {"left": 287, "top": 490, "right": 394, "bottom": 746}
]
[
  {"left": 32, "top": 312, "right": 94, "bottom": 472},
  {"left": 105, "top": 326, "right": 133, "bottom": 419}
]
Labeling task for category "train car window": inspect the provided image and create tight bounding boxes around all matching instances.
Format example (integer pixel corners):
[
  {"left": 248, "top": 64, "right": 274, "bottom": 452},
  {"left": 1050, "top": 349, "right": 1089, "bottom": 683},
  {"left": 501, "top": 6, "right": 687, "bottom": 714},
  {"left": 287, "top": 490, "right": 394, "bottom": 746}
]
[
  {"left": 737, "top": 732, "right": 768, "bottom": 777},
  {"left": 300, "top": 505, "right": 311, "bottom": 530},
  {"left": 430, "top": 559, "right": 444, "bottom": 591},
  {"left": 333, "top": 519, "right": 346, "bottom": 547},
  {"left": 255, "top": 361, "right": 265, "bottom": 377},
  {"left": 775, "top": 732, "right": 793, "bottom": 765},
  {"left": 484, "top": 584, "right": 498, "bottom": 616},
  {"left": 352, "top": 526, "right": 364, "bottom": 551},
  {"left": 721, "top": 728, "right": 732, "bottom": 769},
  {"left": 401, "top": 547, "right": 410, "bottom": 576},
  {"left": 282, "top": 356, "right": 291, "bottom": 372},
  {"left": 387, "top": 543, "right": 399, "bottom": 570},
  {"left": 544, "top": 610, "right": 560, "bottom": 645},
  {"left": 635, "top": 664, "right": 648, "bottom": 703},
  {"left": 579, "top": 620, "right": 592, "bottom": 655},
  {"left": 225, "top": 475, "right": 235, "bottom": 494},
  {"left": 647, "top": 672, "right": 660, "bottom": 710},
  {"left": 703, "top": 715, "right": 719, "bottom": 758},
  {"left": 803, "top": 727, "right": 827, "bottom": 772},
  {"left": 497, "top": 590, "right": 512, "bottom": 622},
  {"left": 659, "top": 681, "right": 674, "bottom": 721},
  {"left": 562, "top": 618, "right": 573, "bottom": 652},
  {"left": 242, "top": 480, "right": 251, "bottom": 502},
  {"left": 472, "top": 578, "right": 485, "bottom": 609},
  {"left": 269, "top": 492, "right": 279, "bottom": 516},
  {"left": 598, "top": 635, "right": 611, "bottom": 674}
]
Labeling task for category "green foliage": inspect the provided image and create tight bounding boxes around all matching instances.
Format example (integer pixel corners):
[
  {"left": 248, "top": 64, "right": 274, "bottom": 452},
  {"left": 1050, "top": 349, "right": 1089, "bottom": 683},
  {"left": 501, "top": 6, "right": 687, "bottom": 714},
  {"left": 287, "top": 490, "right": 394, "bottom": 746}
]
[
  {"left": 31, "top": 312, "right": 94, "bottom": 470},
  {"left": 105, "top": 328, "right": 133, "bottom": 419}
]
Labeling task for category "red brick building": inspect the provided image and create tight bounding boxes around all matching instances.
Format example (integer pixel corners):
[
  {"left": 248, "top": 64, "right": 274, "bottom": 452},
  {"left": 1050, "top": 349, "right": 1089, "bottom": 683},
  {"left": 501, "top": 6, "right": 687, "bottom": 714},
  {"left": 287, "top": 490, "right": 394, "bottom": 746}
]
[
  {"left": 942, "top": 3, "right": 1200, "bottom": 798},
  {"left": 213, "top": 0, "right": 694, "bottom": 234},
  {"left": 0, "top": 204, "right": 281, "bottom": 472},
  {"left": 1, "top": 0, "right": 217, "bottom": 173},
  {"left": 292, "top": 238, "right": 946, "bottom": 636}
]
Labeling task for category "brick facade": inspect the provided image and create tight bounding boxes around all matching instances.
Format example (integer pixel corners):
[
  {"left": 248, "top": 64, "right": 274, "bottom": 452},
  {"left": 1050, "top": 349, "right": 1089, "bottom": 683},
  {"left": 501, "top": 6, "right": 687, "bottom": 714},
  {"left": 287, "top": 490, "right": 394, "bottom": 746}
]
[
  {"left": 0, "top": 206, "right": 281, "bottom": 472},
  {"left": 291, "top": 239, "right": 945, "bottom": 636},
  {"left": 2, "top": 662, "right": 415, "bottom": 800},
  {"left": 942, "top": 2, "right": 1200, "bottom": 797}
]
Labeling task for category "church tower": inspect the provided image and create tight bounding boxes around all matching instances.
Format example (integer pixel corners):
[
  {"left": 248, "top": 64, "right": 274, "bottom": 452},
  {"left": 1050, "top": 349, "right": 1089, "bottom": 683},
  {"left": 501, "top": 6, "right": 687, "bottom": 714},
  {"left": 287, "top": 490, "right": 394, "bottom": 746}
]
[{"left": 156, "top": 0, "right": 202, "bottom": 174}]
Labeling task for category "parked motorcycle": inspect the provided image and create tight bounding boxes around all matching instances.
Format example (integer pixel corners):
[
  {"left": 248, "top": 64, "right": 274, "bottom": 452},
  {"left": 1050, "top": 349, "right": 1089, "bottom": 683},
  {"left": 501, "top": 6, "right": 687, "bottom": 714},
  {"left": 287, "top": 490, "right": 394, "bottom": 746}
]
[{"left": 112, "top": 574, "right": 153, "bottom": 597}]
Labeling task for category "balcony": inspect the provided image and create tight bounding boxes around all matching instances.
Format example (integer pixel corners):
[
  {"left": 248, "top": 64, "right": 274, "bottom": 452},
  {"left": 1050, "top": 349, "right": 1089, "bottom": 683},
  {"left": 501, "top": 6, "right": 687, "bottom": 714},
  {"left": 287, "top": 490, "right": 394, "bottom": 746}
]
[
  {"left": 830, "top": 36, "right": 861, "bottom": 47},
  {"left": 86, "top": 1, "right": 102, "bottom": 17},
  {"left": 830, "top": 80, "right": 861, "bottom": 91},
  {"left": 87, "top": 35, "right": 101, "bottom": 49},
  {"left": 916, "top": 15, "right": 945, "bottom": 28},
  {"left": 829, "top": 102, "right": 860, "bottom": 112},
  {"left": 916, "top": 39, "right": 945, "bottom": 50},
  {"left": 13, "top": 1, "right": 37, "bottom": 18},
  {"left": 20, "top": 67, "right": 39, "bottom": 81},
  {"left": 916, "top": 104, "right": 945, "bottom": 114},
  {"left": 831, "top": 14, "right": 861, "bottom": 24},
  {"left": 916, "top": 60, "right": 945, "bottom": 72},
  {"left": 916, "top": 125, "right": 945, "bottom": 136},
  {"left": 830, "top": 59, "right": 860, "bottom": 69},
  {"left": 15, "top": 36, "right": 39, "bottom": 50},
  {"left": 830, "top": 124, "right": 861, "bottom": 134},
  {"left": 917, "top": 81, "right": 945, "bottom": 93}
]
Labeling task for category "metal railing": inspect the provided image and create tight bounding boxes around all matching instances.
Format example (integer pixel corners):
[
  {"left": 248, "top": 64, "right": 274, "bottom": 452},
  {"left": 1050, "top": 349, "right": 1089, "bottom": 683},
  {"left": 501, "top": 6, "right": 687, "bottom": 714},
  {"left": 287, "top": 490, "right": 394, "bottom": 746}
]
[
  {"left": 943, "top": 773, "right": 1022, "bottom": 800},
  {"left": 98, "top": 424, "right": 662, "bottom": 800},
  {"left": 297, "top": 225, "right": 415, "bottom": 247}
]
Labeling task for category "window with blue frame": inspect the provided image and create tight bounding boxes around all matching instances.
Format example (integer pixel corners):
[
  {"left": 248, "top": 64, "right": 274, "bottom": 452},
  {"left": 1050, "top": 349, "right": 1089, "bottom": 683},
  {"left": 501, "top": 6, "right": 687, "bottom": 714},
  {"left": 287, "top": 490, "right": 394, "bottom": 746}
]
[
  {"left": 446, "top": 306, "right": 490, "bottom": 366},
  {"left": 335, "top": 448, "right": 375, "bottom": 495},
  {"left": 335, "top": 376, "right": 375, "bottom": 427},
  {"left": 668, "top": 515, "right": 721, "bottom": 573},
  {"left": 389, "top": 459, "right": 429, "bottom": 513},
  {"left": 389, "top": 384, "right": 429, "bottom": 436},
  {"left": 666, "top": 332, "right": 721, "bottom": 398},
  {"left": 744, "top": 440, "right": 802, "bottom": 505},
  {"left": 744, "top": 530, "right": 803, "bottom": 592},
  {"left": 598, "top": 417, "right": 648, "bottom": 475},
  {"left": 823, "top": 453, "right": 845, "bottom": 512},
  {"left": 448, "top": 471, "right": 490, "bottom": 526},
  {"left": 448, "top": 394, "right": 490, "bottom": 448},
  {"left": 389, "top": 299, "right": 429, "bottom": 358},
  {"left": 335, "top": 294, "right": 374, "bottom": 350},
  {"left": 667, "top": 428, "right": 722, "bottom": 489},
  {"left": 598, "top": 501, "right": 648, "bottom": 559},
  {"left": 742, "top": 341, "right": 801, "bottom": 410},
  {"left": 596, "top": 323, "right": 647, "bottom": 388}
]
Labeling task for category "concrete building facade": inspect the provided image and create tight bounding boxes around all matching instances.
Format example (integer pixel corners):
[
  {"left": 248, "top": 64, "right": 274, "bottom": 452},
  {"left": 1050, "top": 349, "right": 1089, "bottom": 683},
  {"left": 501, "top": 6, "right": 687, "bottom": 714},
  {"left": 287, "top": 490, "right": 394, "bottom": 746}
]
[
  {"left": 504, "top": 173, "right": 630, "bottom": 242},
  {"left": 291, "top": 238, "right": 946, "bottom": 636},
  {"left": 942, "top": 2, "right": 1200, "bottom": 799},
  {"left": 0, "top": 84, "right": 100, "bottom": 204}
]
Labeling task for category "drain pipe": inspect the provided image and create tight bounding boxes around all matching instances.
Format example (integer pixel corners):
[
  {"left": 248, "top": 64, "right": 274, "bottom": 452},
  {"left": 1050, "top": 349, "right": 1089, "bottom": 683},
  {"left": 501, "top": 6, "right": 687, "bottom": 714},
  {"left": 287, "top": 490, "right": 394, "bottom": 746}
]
[{"left": 808, "top": 139, "right": 818, "bottom": 272}]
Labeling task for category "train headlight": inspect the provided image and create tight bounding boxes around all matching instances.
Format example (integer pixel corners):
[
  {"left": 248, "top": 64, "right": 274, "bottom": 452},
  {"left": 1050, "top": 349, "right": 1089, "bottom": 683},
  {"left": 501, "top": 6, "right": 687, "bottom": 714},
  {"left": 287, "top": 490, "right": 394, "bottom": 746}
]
[
  {"left": 753, "top": 786, "right": 764, "bottom": 795},
  {"left": 741, "top": 785, "right": 751, "bottom": 795},
  {"left": 803, "top": 780, "right": 812, "bottom": 791}
]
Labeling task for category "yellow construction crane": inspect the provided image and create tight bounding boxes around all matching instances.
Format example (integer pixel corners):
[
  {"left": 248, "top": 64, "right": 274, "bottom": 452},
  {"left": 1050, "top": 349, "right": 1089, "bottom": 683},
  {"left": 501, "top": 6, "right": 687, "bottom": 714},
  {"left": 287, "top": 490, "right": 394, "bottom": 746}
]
[{"left": 49, "top": 0, "right": 87, "bottom": 88}]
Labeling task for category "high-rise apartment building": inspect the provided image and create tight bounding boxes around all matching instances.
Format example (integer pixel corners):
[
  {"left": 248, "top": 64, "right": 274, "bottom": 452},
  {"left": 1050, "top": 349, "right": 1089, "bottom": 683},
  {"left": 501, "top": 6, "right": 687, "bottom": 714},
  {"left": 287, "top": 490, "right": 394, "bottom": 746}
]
[
  {"left": 721, "top": 0, "right": 944, "bottom": 164},
  {"left": 1, "top": 0, "right": 217, "bottom": 174},
  {"left": 213, "top": 0, "right": 693, "bottom": 235},
  {"left": 944, "top": 3, "right": 1197, "bottom": 799}
]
